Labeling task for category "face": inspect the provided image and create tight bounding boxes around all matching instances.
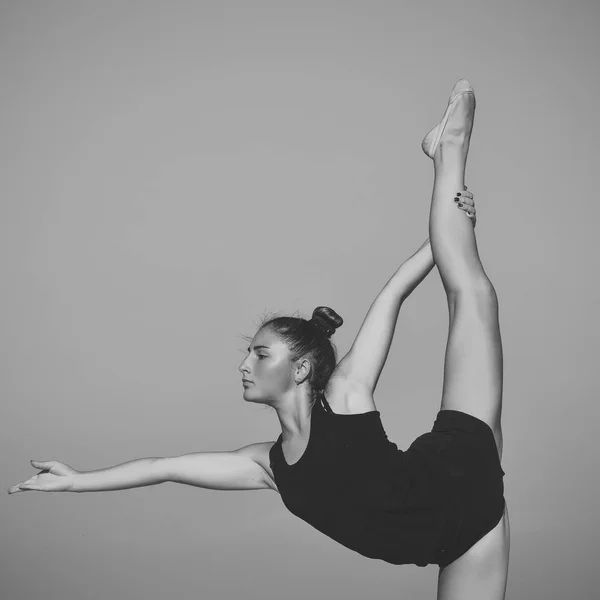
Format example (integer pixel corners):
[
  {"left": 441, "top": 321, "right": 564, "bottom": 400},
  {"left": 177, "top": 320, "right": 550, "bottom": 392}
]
[{"left": 238, "top": 328, "right": 297, "bottom": 405}]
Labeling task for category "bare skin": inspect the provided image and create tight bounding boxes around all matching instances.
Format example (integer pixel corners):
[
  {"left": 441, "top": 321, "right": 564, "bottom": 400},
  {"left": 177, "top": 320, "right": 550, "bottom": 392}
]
[
  {"left": 424, "top": 80, "right": 509, "bottom": 600},
  {"left": 8, "top": 79, "right": 506, "bottom": 600},
  {"left": 7, "top": 194, "right": 477, "bottom": 496}
]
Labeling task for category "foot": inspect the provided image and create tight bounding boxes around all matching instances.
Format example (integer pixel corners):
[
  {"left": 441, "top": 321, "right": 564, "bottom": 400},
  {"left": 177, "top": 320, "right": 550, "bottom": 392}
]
[{"left": 422, "top": 79, "right": 476, "bottom": 159}]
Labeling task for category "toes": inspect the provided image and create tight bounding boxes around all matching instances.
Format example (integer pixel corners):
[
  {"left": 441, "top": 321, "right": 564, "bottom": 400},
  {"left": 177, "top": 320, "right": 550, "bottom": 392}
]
[{"left": 451, "top": 78, "right": 474, "bottom": 98}]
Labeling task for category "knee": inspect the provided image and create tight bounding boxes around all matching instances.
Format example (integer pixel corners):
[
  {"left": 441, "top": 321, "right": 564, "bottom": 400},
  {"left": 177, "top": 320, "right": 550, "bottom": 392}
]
[{"left": 447, "top": 277, "right": 499, "bottom": 318}]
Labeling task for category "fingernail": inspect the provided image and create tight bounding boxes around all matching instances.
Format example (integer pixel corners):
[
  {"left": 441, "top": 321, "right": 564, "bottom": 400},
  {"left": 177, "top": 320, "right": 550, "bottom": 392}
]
[
  {"left": 458, "top": 203, "right": 463, "bottom": 207},
  {"left": 457, "top": 192, "right": 462, "bottom": 196},
  {"left": 454, "top": 198, "right": 459, "bottom": 202}
]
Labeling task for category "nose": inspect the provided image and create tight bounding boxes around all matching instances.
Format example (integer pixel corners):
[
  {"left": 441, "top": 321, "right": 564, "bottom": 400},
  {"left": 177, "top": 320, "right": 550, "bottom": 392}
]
[{"left": 239, "top": 357, "right": 250, "bottom": 374}]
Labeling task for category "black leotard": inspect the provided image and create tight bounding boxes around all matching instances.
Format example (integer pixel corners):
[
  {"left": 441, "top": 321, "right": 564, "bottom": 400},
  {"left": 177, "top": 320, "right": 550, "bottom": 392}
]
[{"left": 269, "top": 394, "right": 505, "bottom": 568}]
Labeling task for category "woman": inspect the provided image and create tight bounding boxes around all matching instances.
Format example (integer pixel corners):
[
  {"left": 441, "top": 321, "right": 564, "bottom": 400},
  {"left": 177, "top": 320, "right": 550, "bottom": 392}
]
[{"left": 9, "top": 79, "right": 509, "bottom": 599}]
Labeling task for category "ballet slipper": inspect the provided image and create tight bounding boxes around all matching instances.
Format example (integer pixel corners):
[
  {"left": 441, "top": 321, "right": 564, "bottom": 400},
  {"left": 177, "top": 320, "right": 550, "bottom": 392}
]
[{"left": 421, "top": 79, "right": 475, "bottom": 159}]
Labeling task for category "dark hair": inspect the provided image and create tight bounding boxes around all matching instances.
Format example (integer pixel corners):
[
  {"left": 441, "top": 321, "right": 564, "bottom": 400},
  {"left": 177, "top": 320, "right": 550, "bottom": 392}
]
[{"left": 260, "top": 306, "right": 343, "bottom": 397}]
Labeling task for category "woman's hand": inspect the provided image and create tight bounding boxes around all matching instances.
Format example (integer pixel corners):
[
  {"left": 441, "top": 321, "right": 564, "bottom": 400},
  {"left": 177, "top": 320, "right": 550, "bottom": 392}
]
[
  {"left": 8, "top": 460, "right": 78, "bottom": 494},
  {"left": 454, "top": 186, "right": 476, "bottom": 226}
]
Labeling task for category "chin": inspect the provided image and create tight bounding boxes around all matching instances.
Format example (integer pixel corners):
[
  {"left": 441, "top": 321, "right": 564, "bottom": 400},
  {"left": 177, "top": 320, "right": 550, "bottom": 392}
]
[
  {"left": 242, "top": 389, "right": 262, "bottom": 404},
  {"left": 243, "top": 389, "right": 272, "bottom": 406}
]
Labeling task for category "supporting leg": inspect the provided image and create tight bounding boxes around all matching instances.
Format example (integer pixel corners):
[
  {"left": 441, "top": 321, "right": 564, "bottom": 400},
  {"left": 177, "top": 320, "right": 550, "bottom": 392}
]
[{"left": 437, "top": 504, "right": 511, "bottom": 600}]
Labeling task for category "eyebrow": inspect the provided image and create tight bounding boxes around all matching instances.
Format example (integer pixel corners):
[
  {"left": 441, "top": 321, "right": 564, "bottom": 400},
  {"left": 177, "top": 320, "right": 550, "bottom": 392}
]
[{"left": 247, "top": 345, "right": 270, "bottom": 352}]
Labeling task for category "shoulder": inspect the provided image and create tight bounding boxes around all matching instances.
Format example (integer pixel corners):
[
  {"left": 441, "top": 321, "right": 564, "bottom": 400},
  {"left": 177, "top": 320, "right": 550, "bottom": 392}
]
[
  {"left": 235, "top": 442, "right": 279, "bottom": 492},
  {"left": 323, "top": 375, "right": 377, "bottom": 415}
]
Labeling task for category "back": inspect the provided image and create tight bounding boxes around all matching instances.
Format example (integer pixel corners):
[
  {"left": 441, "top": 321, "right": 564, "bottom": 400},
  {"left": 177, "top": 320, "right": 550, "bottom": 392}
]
[{"left": 269, "top": 395, "right": 454, "bottom": 567}]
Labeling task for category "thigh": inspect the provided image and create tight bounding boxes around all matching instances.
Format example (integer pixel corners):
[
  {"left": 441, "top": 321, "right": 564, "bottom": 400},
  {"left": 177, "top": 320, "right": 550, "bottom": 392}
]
[
  {"left": 440, "top": 288, "right": 504, "bottom": 455},
  {"left": 437, "top": 503, "right": 511, "bottom": 600}
]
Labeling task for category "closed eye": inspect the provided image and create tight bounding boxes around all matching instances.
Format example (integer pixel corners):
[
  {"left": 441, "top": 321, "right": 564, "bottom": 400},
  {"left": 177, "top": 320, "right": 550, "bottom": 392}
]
[{"left": 239, "top": 349, "right": 268, "bottom": 360}]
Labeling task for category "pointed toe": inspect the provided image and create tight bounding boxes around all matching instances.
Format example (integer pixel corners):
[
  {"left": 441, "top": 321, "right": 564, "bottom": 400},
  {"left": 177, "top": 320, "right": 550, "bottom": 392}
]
[
  {"left": 450, "top": 78, "right": 473, "bottom": 99},
  {"left": 421, "top": 79, "right": 476, "bottom": 159}
]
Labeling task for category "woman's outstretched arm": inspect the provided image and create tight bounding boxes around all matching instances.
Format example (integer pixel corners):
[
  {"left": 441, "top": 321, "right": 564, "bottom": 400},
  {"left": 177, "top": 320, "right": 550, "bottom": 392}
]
[
  {"left": 332, "top": 237, "right": 434, "bottom": 398},
  {"left": 8, "top": 442, "right": 277, "bottom": 495},
  {"left": 332, "top": 192, "right": 475, "bottom": 400}
]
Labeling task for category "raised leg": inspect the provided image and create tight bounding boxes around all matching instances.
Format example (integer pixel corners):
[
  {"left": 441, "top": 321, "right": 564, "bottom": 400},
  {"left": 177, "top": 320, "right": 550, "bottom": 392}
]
[{"left": 428, "top": 81, "right": 504, "bottom": 457}]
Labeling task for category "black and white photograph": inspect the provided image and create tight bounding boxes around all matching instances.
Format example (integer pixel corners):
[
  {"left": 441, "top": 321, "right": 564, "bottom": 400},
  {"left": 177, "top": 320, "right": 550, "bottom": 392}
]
[{"left": 3, "top": 2, "right": 598, "bottom": 599}]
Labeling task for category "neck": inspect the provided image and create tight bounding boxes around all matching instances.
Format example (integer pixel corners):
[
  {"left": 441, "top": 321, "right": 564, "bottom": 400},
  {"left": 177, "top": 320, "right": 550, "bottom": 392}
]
[{"left": 273, "top": 386, "right": 316, "bottom": 440}]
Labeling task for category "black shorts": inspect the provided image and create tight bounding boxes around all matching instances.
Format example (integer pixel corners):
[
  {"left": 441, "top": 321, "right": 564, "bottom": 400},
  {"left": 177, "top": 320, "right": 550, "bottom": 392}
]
[{"left": 406, "top": 409, "right": 506, "bottom": 567}]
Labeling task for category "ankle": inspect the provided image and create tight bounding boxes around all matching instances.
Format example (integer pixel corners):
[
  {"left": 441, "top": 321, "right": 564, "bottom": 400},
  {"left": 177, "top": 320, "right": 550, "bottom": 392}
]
[
  {"left": 435, "top": 137, "right": 470, "bottom": 165},
  {"left": 441, "top": 127, "right": 471, "bottom": 148}
]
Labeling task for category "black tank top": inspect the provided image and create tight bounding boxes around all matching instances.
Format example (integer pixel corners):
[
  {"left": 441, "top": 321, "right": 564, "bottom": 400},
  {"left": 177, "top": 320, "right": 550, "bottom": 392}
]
[{"left": 269, "top": 394, "right": 460, "bottom": 567}]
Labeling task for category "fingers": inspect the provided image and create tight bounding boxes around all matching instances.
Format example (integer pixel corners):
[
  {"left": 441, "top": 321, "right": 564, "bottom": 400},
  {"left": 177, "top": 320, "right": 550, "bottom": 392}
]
[
  {"left": 456, "top": 196, "right": 474, "bottom": 208},
  {"left": 454, "top": 189, "right": 476, "bottom": 225},
  {"left": 8, "top": 471, "right": 49, "bottom": 493},
  {"left": 454, "top": 191, "right": 474, "bottom": 211},
  {"left": 464, "top": 205, "right": 477, "bottom": 225},
  {"left": 456, "top": 200, "right": 475, "bottom": 211},
  {"left": 18, "top": 484, "right": 43, "bottom": 492},
  {"left": 31, "top": 460, "right": 55, "bottom": 470},
  {"left": 7, "top": 482, "right": 41, "bottom": 494},
  {"left": 458, "top": 203, "right": 476, "bottom": 218},
  {"left": 8, "top": 460, "right": 56, "bottom": 495},
  {"left": 7, "top": 483, "right": 22, "bottom": 494}
]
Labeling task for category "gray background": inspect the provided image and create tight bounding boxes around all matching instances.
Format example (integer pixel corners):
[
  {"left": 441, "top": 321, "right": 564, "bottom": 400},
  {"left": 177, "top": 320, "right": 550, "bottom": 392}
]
[{"left": 2, "top": 1, "right": 598, "bottom": 599}]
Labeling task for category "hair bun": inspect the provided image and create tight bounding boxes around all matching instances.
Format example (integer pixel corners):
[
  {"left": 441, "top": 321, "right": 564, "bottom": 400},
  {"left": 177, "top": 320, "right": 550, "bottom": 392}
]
[{"left": 309, "top": 306, "right": 343, "bottom": 338}]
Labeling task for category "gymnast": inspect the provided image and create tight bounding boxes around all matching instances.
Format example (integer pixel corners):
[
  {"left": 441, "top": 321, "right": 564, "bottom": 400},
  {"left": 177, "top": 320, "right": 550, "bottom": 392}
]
[{"left": 10, "top": 79, "right": 509, "bottom": 599}]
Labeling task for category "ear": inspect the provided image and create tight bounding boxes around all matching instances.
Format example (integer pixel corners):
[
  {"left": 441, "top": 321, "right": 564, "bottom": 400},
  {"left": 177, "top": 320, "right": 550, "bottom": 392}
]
[{"left": 294, "top": 358, "right": 312, "bottom": 385}]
